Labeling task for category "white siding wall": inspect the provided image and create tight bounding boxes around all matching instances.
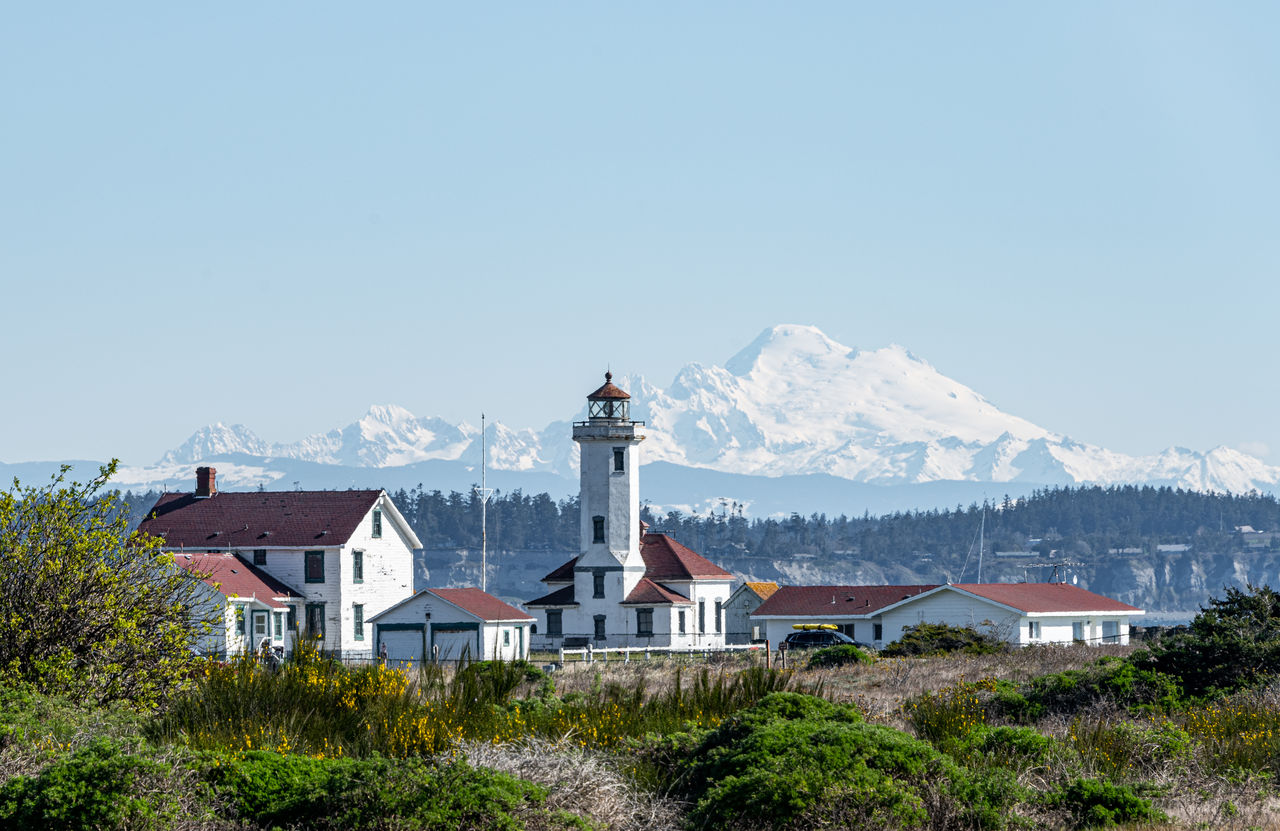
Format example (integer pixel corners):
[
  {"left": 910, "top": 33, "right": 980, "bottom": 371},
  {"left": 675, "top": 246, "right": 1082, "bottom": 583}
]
[
  {"left": 879, "top": 591, "right": 1023, "bottom": 647},
  {"left": 228, "top": 495, "right": 415, "bottom": 657}
]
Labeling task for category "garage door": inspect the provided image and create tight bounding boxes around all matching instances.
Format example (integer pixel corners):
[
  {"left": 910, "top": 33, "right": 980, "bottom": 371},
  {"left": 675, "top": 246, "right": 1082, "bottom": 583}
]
[
  {"left": 432, "top": 627, "right": 478, "bottom": 662},
  {"left": 378, "top": 627, "right": 426, "bottom": 665}
]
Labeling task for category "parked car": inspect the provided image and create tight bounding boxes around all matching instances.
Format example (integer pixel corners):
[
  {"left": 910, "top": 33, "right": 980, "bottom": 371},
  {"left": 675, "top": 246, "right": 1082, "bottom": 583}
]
[{"left": 779, "top": 630, "right": 870, "bottom": 650}]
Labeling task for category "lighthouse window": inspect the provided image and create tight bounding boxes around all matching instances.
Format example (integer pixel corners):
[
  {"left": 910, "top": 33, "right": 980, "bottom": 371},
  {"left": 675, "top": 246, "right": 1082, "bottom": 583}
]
[
  {"left": 613, "top": 448, "right": 625, "bottom": 472},
  {"left": 592, "top": 516, "right": 605, "bottom": 544},
  {"left": 593, "top": 571, "right": 605, "bottom": 598}
]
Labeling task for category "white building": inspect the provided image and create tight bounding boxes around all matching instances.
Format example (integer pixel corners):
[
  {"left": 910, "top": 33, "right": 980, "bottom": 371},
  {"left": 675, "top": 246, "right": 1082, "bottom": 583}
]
[
  {"left": 526, "top": 373, "right": 734, "bottom": 650},
  {"left": 724, "top": 581, "right": 779, "bottom": 644},
  {"left": 140, "top": 467, "right": 421, "bottom": 658},
  {"left": 370, "top": 588, "right": 534, "bottom": 664},
  {"left": 752, "top": 582, "right": 1144, "bottom": 649}
]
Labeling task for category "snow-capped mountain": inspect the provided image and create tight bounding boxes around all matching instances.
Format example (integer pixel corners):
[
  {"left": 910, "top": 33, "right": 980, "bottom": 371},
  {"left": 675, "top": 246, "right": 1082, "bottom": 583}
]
[{"left": 136, "top": 324, "right": 1280, "bottom": 495}]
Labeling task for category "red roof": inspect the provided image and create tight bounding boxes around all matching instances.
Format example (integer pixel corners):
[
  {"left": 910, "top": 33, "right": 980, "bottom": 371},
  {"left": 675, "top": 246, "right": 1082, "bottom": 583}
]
[
  {"left": 754, "top": 585, "right": 939, "bottom": 617},
  {"left": 525, "top": 585, "right": 577, "bottom": 607},
  {"left": 951, "top": 583, "right": 1143, "bottom": 614},
  {"left": 174, "top": 552, "right": 301, "bottom": 610},
  {"left": 640, "top": 533, "right": 734, "bottom": 581},
  {"left": 544, "top": 558, "right": 577, "bottom": 583},
  {"left": 622, "top": 578, "right": 693, "bottom": 606},
  {"left": 587, "top": 372, "right": 630, "bottom": 400},
  {"left": 140, "top": 490, "right": 382, "bottom": 549},
  {"left": 428, "top": 588, "right": 534, "bottom": 622},
  {"left": 539, "top": 533, "right": 733, "bottom": 587}
]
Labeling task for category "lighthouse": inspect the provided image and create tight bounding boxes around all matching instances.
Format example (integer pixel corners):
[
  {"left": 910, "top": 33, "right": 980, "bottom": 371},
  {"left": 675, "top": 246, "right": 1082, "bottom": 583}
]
[{"left": 573, "top": 373, "right": 647, "bottom": 612}]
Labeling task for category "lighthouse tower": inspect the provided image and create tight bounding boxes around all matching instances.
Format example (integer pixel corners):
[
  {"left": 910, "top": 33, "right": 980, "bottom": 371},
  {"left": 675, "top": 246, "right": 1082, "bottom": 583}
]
[{"left": 573, "top": 373, "right": 646, "bottom": 614}]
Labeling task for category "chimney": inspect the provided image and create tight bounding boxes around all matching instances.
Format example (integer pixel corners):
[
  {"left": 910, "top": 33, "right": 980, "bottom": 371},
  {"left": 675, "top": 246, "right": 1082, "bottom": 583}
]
[{"left": 195, "top": 467, "right": 217, "bottom": 498}]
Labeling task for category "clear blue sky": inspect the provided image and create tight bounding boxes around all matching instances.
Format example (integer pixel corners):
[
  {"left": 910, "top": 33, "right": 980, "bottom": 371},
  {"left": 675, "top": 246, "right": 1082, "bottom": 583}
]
[{"left": 3, "top": 3, "right": 1278, "bottom": 465}]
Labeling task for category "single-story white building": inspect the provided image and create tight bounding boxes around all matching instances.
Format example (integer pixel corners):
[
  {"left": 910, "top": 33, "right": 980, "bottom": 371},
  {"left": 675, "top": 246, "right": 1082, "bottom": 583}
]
[
  {"left": 724, "top": 581, "right": 779, "bottom": 644},
  {"left": 751, "top": 582, "right": 1144, "bottom": 649},
  {"left": 369, "top": 587, "right": 535, "bottom": 664}
]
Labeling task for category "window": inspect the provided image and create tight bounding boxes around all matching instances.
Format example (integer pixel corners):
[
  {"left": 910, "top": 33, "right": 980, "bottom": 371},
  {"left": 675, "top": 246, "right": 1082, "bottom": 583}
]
[
  {"left": 353, "top": 604, "right": 364, "bottom": 641},
  {"left": 273, "top": 612, "right": 284, "bottom": 642},
  {"left": 305, "top": 550, "right": 325, "bottom": 583},
  {"left": 678, "top": 610, "right": 686, "bottom": 634},
  {"left": 637, "top": 608, "right": 653, "bottom": 637},
  {"left": 698, "top": 600, "right": 706, "bottom": 633},
  {"left": 1072, "top": 621, "right": 1085, "bottom": 642},
  {"left": 352, "top": 550, "right": 364, "bottom": 583},
  {"left": 613, "top": 448, "right": 625, "bottom": 472},
  {"left": 592, "top": 516, "right": 605, "bottom": 544},
  {"left": 1028, "top": 621, "right": 1041, "bottom": 640},
  {"left": 287, "top": 607, "right": 297, "bottom": 631},
  {"left": 372, "top": 508, "right": 382, "bottom": 538},
  {"left": 593, "top": 571, "right": 605, "bottom": 599},
  {"left": 234, "top": 606, "right": 245, "bottom": 635},
  {"left": 306, "top": 603, "right": 326, "bottom": 639},
  {"left": 503, "top": 629, "right": 510, "bottom": 646},
  {"left": 593, "top": 615, "right": 606, "bottom": 641},
  {"left": 873, "top": 623, "right": 883, "bottom": 641},
  {"left": 1102, "top": 620, "right": 1120, "bottom": 644},
  {"left": 253, "top": 549, "right": 267, "bottom": 566},
  {"left": 546, "top": 609, "right": 562, "bottom": 637},
  {"left": 714, "top": 600, "right": 723, "bottom": 634}
]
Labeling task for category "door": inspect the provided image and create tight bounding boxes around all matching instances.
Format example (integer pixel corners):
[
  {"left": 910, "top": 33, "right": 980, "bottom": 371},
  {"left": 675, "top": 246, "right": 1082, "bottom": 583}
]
[
  {"left": 379, "top": 627, "right": 426, "bottom": 663},
  {"left": 432, "top": 626, "right": 477, "bottom": 662},
  {"left": 251, "top": 611, "right": 270, "bottom": 647}
]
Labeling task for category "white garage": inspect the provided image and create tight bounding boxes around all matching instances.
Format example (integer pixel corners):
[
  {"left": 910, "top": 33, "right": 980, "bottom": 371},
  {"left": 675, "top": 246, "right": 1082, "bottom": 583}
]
[{"left": 370, "top": 587, "right": 534, "bottom": 664}]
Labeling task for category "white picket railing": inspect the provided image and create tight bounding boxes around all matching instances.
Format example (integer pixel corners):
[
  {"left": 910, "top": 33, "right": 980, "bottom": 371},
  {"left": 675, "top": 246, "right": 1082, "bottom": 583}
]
[{"left": 557, "top": 643, "right": 766, "bottom": 663}]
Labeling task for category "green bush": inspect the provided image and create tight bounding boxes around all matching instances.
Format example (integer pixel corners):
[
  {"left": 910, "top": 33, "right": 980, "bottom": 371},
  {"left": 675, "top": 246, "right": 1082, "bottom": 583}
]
[
  {"left": 672, "top": 692, "right": 1023, "bottom": 830},
  {"left": 950, "top": 725, "right": 1060, "bottom": 771},
  {"left": 881, "top": 622, "right": 1007, "bottom": 657},
  {"left": 999, "top": 658, "right": 1181, "bottom": 721},
  {"left": 807, "top": 644, "right": 873, "bottom": 668},
  {"left": 1138, "top": 584, "right": 1280, "bottom": 700},
  {"left": 202, "top": 750, "right": 576, "bottom": 830},
  {"left": 1043, "top": 777, "right": 1166, "bottom": 829},
  {"left": 0, "top": 739, "right": 190, "bottom": 831}
]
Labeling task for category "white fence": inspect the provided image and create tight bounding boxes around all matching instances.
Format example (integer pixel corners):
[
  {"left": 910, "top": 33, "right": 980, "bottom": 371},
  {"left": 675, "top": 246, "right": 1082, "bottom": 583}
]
[{"left": 557, "top": 643, "right": 765, "bottom": 664}]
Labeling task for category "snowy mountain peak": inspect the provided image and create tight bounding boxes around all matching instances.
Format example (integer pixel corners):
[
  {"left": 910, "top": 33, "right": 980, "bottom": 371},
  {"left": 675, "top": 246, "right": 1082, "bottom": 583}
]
[
  {"left": 158, "top": 423, "right": 270, "bottom": 465},
  {"left": 144, "top": 326, "right": 1280, "bottom": 495}
]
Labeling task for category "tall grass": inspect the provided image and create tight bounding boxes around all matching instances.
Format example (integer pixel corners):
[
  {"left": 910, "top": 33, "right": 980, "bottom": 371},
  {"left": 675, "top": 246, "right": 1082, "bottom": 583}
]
[{"left": 150, "top": 647, "right": 806, "bottom": 758}]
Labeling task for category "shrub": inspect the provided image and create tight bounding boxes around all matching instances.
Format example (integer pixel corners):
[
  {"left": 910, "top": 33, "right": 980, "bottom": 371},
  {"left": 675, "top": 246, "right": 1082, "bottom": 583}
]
[
  {"left": 999, "top": 658, "right": 1181, "bottom": 721},
  {"left": 1043, "top": 777, "right": 1166, "bottom": 829},
  {"left": 881, "top": 622, "right": 1007, "bottom": 657},
  {"left": 673, "top": 692, "right": 1022, "bottom": 830},
  {"left": 0, "top": 739, "right": 191, "bottom": 831},
  {"left": 905, "top": 680, "right": 1001, "bottom": 747},
  {"left": 950, "top": 725, "right": 1059, "bottom": 771},
  {"left": 808, "top": 644, "right": 872, "bottom": 668},
  {"left": 201, "top": 750, "right": 574, "bottom": 830},
  {"left": 1067, "top": 718, "right": 1193, "bottom": 781},
  {"left": 1138, "top": 584, "right": 1280, "bottom": 700}
]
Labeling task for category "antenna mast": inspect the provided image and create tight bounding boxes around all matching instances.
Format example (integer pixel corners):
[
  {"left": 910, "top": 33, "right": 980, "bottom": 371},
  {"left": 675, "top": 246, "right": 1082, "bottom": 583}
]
[{"left": 480, "top": 413, "right": 488, "bottom": 593}]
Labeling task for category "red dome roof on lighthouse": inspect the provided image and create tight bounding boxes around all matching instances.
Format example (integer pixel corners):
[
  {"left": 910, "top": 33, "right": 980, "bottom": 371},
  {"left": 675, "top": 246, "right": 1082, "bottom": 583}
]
[{"left": 587, "top": 371, "right": 630, "bottom": 401}]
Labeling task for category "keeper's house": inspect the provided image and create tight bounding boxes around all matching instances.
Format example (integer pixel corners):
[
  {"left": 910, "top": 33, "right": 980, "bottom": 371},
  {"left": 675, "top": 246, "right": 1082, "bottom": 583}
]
[
  {"left": 751, "top": 582, "right": 1144, "bottom": 648},
  {"left": 370, "top": 588, "right": 534, "bottom": 664},
  {"left": 525, "top": 374, "right": 734, "bottom": 651},
  {"left": 139, "top": 468, "right": 420, "bottom": 659}
]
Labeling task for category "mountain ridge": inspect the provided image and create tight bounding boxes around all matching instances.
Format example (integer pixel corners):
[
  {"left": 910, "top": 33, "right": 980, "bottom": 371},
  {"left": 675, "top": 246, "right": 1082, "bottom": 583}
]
[{"left": 83, "top": 325, "right": 1280, "bottom": 499}]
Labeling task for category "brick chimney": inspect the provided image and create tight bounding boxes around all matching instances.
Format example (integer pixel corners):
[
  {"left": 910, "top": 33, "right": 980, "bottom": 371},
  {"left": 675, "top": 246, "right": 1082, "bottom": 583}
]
[{"left": 195, "top": 466, "right": 217, "bottom": 498}]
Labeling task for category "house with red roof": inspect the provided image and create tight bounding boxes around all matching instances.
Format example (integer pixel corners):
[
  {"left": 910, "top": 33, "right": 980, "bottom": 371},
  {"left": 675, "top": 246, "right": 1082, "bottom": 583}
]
[
  {"left": 751, "top": 582, "right": 1143, "bottom": 648},
  {"left": 369, "top": 587, "right": 535, "bottom": 663},
  {"left": 140, "top": 468, "right": 421, "bottom": 658},
  {"left": 525, "top": 374, "right": 735, "bottom": 650}
]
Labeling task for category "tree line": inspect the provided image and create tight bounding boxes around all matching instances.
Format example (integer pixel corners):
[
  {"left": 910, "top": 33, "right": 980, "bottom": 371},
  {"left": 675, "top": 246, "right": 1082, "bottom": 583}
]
[{"left": 120, "top": 483, "right": 1280, "bottom": 562}]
